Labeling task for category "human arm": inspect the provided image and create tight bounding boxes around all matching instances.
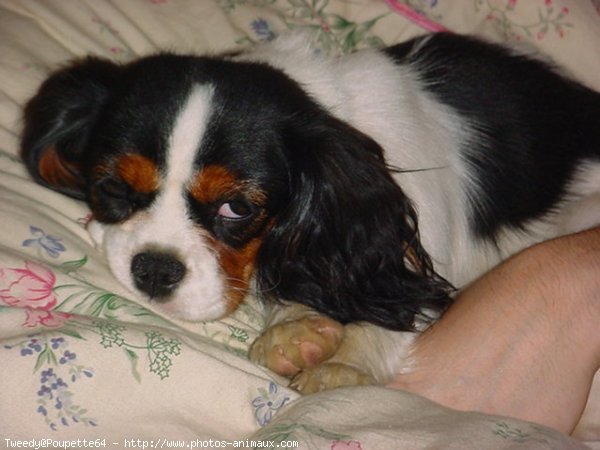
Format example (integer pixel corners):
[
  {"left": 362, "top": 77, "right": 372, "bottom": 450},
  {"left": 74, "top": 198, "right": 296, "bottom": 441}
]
[{"left": 387, "top": 227, "right": 600, "bottom": 434}]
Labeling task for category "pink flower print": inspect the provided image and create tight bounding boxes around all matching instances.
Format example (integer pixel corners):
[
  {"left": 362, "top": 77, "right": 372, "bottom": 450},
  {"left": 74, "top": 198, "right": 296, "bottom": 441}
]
[
  {"left": 331, "top": 441, "right": 363, "bottom": 450},
  {"left": 23, "top": 308, "right": 72, "bottom": 328},
  {"left": 78, "top": 213, "right": 94, "bottom": 227},
  {"left": 0, "top": 261, "right": 57, "bottom": 309}
]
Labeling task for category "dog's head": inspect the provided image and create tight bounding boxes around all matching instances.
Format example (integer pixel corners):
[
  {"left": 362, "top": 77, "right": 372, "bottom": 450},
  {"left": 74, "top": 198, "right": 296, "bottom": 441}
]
[{"left": 21, "top": 52, "right": 452, "bottom": 330}]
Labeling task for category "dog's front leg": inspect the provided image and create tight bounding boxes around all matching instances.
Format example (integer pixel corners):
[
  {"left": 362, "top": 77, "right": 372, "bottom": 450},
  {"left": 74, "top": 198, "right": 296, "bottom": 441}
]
[
  {"left": 250, "top": 304, "right": 415, "bottom": 394},
  {"left": 290, "top": 322, "right": 416, "bottom": 394},
  {"left": 249, "top": 303, "right": 345, "bottom": 379}
]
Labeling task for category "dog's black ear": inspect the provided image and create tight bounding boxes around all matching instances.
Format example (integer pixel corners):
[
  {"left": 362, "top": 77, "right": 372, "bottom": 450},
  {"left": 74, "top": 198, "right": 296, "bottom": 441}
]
[
  {"left": 21, "top": 57, "right": 122, "bottom": 199},
  {"left": 258, "top": 115, "right": 453, "bottom": 331}
]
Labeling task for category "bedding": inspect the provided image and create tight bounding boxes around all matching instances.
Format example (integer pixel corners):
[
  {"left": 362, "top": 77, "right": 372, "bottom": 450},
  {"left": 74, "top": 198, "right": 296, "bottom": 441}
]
[{"left": 1, "top": 0, "right": 599, "bottom": 448}]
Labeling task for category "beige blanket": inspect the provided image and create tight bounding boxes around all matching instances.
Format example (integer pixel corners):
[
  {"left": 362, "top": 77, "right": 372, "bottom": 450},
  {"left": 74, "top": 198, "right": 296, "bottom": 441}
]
[{"left": 1, "top": 1, "right": 599, "bottom": 448}]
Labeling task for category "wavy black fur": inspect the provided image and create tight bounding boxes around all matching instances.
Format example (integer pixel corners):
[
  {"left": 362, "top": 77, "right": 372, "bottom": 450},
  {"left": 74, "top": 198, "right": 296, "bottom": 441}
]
[{"left": 257, "top": 114, "right": 454, "bottom": 331}]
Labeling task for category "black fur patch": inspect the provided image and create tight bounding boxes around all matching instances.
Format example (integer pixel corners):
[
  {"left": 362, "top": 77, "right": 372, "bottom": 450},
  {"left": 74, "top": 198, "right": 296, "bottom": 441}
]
[{"left": 385, "top": 33, "right": 600, "bottom": 239}]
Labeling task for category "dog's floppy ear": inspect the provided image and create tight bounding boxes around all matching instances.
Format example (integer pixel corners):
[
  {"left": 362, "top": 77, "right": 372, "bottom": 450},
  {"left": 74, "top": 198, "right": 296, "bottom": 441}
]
[
  {"left": 21, "top": 57, "right": 122, "bottom": 199},
  {"left": 258, "top": 115, "right": 453, "bottom": 331}
]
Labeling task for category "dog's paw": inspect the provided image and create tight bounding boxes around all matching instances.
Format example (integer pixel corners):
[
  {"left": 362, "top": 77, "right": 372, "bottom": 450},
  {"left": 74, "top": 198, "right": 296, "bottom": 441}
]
[
  {"left": 249, "top": 315, "right": 344, "bottom": 377},
  {"left": 289, "top": 362, "right": 375, "bottom": 394}
]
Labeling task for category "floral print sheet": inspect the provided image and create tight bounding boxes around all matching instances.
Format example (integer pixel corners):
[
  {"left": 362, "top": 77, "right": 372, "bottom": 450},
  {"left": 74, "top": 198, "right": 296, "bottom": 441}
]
[{"left": 0, "top": 1, "right": 599, "bottom": 448}]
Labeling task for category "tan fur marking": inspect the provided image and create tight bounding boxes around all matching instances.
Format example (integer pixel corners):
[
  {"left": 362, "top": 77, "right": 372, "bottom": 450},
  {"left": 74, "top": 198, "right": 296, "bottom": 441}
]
[
  {"left": 189, "top": 165, "right": 267, "bottom": 206},
  {"left": 189, "top": 165, "right": 238, "bottom": 204},
  {"left": 213, "top": 238, "right": 263, "bottom": 314},
  {"left": 116, "top": 154, "right": 159, "bottom": 194},
  {"left": 38, "top": 145, "right": 83, "bottom": 190}
]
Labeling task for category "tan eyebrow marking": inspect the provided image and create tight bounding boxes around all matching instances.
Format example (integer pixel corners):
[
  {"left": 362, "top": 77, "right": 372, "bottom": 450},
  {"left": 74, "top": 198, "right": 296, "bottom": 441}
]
[
  {"left": 189, "top": 165, "right": 238, "bottom": 204},
  {"left": 189, "top": 165, "right": 267, "bottom": 205},
  {"left": 116, "top": 153, "right": 159, "bottom": 194}
]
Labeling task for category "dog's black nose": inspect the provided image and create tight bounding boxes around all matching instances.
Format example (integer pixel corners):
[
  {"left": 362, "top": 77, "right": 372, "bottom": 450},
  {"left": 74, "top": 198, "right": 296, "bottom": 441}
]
[{"left": 130, "top": 251, "right": 186, "bottom": 299}]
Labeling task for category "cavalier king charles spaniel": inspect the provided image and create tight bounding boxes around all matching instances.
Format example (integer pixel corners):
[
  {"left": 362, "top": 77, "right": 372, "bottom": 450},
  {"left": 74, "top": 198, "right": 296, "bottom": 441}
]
[{"left": 21, "top": 33, "right": 600, "bottom": 392}]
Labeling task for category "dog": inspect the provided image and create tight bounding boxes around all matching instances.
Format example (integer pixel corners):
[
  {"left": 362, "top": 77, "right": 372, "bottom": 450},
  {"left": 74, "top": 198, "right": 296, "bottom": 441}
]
[{"left": 21, "top": 32, "right": 600, "bottom": 393}]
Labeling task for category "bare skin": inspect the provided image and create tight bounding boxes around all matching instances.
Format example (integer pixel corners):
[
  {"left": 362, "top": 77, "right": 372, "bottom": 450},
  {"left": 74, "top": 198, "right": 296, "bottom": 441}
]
[{"left": 387, "top": 227, "right": 600, "bottom": 434}]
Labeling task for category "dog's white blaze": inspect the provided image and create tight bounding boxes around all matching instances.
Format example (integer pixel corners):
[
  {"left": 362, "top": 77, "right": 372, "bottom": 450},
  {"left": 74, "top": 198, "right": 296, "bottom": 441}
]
[
  {"left": 164, "top": 86, "right": 212, "bottom": 193},
  {"left": 91, "top": 85, "right": 228, "bottom": 321}
]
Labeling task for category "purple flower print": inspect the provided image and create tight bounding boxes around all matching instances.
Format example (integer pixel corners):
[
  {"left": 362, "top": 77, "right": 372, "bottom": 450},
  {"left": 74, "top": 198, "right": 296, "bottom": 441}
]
[
  {"left": 22, "top": 226, "right": 66, "bottom": 258},
  {"left": 252, "top": 382, "right": 291, "bottom": 426},
  {"left": 251, "top": 19, "right": 276, "bottom": 41},
  {"left": 5, "top": 335, "right": 97, "bottom": 430},
  {"left": 59, "top": 350, "right": 76, "bottom": 364}
]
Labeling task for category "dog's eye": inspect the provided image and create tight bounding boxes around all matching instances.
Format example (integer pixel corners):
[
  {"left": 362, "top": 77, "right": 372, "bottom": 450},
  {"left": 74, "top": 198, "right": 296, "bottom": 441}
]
[
  {"left": 97, "top": 178, "right": 130, "bottom": 199},
  {"left": 217, "top": 201, "right": 252, "bottom": 220}
]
